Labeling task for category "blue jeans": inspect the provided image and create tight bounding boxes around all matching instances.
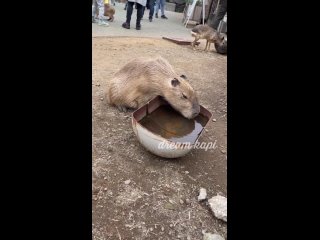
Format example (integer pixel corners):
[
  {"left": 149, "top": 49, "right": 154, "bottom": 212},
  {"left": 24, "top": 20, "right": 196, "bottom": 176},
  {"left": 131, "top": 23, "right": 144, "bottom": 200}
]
[
  {"left": 155, "top": 0, "right": 165, "bottom": 16},
  {"left": 148, "top": 0, "right": 156, "bottom": 18}
]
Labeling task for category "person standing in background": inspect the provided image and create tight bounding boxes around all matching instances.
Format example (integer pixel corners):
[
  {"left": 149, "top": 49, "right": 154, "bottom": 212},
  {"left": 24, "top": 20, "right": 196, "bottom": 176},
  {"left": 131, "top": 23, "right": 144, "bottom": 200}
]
[
  {"left": 92, "top": 0, "right": 109, "bottom": 26},
  {"left": 154, "top": 0, "right": 168, "bottom": 19},
  {"left": 148, "top": 0, "right": 156, "bottom": 22},
  {"left": 122, "top": 0, "right": 147, "bottom": 30},
  {"left": 212, "top": 0, "right": 227, "bottom": 29}
]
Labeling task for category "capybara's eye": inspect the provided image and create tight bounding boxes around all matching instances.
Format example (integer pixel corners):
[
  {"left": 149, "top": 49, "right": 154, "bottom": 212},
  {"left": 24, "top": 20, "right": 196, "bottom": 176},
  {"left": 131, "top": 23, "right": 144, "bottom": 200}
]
[{"left": 182, "top": 93, "right": 188, "bottom": 99}]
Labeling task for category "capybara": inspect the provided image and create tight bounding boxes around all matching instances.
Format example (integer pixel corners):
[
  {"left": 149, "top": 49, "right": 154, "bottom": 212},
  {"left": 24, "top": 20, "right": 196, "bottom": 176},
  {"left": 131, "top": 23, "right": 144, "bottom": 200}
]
[{"left": 105, "top": 57, "right": 200, "bottom": 119}]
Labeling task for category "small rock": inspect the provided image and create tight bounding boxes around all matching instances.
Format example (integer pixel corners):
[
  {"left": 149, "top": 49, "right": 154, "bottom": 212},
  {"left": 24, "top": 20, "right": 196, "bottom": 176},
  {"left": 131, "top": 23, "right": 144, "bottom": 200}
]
[
  {"left": 208, "top": 195, "right": 227, "bottom": 222},
  {"left": 104, "top": 187, "right": 108, "bottom": 191},
  {"left": 104, "top": 177, "right": 107, "bottom": 180},
  {"left": 205, "top": 129, "right": 208, "bottom": 132},
  {"left": 179, "top": 199, "right": 184, "bottom": 204},
  {"left": 185, "top": 171, "right": 189, "bottom": 174},
  {"left": 100, "top": 98, "right": 104, "bottom": 101},
  {"left": 212, "top": 118, "right": 217, "bottom": 122},
  {"left": 198, "top": 188, "right": 207, "bottom": 201},
  {"left": 124, "top": 179, "right": 131, "bottom": 185},
  {"left": 169, "top": 224, "right": 173, "bottom": 228},
  {"left": 220, "top": 149, "right": 226, "bottom": 154},
  {"left": 164, "top": 203, "right": 176, "bottom": 210},
  {"left": 185, "top": 198, "right": 191, "bottom": 205},
  {"left": 161, "top": 226, "right": 164, "bottom": 231},
  {"left": 202, "top": 231, "right": 225, "bottom": 240},
  {"left": 149, "top": 227, "right": 153, "bottom": 232},
  {"left": 96, "top": 84, "right": 100, "bottom": 87}
]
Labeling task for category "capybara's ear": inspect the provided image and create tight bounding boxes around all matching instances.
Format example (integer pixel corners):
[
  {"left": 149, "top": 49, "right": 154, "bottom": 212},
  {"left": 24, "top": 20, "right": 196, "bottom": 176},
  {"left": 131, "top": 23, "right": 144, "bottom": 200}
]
[
  {"left": 171, "top": 78, "right": 180, "bottom": 87},
  {"left": 180, "top": 74, "right": 187, "bottom": 79}
]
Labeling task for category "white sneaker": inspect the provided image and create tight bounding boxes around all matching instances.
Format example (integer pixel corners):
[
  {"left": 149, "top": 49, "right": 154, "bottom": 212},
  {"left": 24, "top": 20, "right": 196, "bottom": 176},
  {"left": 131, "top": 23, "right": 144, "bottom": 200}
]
[{"left": 98, "top": 20, "right": 109, "bottom": 26}]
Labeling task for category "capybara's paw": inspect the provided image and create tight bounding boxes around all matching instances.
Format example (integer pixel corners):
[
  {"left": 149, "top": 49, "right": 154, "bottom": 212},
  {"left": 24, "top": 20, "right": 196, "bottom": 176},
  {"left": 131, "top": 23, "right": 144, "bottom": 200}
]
[{"left": 117, "top": 105, "right": 128, "bottom": 112}]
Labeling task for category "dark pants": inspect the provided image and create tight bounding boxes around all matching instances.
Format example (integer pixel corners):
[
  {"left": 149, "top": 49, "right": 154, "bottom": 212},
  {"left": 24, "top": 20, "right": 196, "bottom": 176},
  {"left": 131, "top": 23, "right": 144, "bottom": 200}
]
[
  {"left": 212, "top": 0, "right": 227, "bottom": 29},
  {"left": 126, "top": 1, "right": 143, "bottom": 26},
  {"left": 148, "top": 0, "right": 156, "bottom": 19}
]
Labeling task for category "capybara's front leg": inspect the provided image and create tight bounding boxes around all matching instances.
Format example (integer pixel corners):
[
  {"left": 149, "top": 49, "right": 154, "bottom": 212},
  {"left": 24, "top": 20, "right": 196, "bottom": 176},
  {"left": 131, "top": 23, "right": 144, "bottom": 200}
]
[
  {"left": 206, "top": 41, "right": 211, "bottom": 52},
  {"left": 192, "top": 37, "right": 199, "bottom": 50},
  {"left": 204, "top": 40, "right": 209, "bottom": 51},
  {"left": 117, "top": 105, "right": 128, "bottom": 112},
  {"left": 126, "top": 100, "right": 139, "bottom": 109},
  {"left": 117, "top": 100, "right": 138, "bottom": 112}
]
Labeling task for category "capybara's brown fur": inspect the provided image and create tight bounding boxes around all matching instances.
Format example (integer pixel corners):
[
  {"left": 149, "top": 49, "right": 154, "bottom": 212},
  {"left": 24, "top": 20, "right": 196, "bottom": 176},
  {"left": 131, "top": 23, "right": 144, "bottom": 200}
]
[
  {"left": 106, "top": 57, "right": 200, "bottom": 119},
  {"left": 191, "top": 25, "right": 224, "bottom": 52},
  {"left": 104, "top": 4, "right": 115, "bottom": 22}
]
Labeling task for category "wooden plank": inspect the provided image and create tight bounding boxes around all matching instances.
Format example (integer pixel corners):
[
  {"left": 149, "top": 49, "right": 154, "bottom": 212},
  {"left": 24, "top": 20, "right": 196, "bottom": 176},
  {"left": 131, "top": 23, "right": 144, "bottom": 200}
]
[{"left": 162, "top": 37, "right": 200, "bottom": 46}]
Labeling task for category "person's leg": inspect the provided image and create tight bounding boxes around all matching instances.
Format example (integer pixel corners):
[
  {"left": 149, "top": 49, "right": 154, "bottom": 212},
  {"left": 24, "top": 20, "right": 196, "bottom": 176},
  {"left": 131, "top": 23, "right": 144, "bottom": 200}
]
[
  {"left": 92, "top": 0, "right": 97, "bottom": 22},
  {"left": 97, "top": 0, "right": 109, "bottom": 25},
  {"left": 160, "top": 0, "right": 165, "bottom": 16},
  {"left": 149, "top": 0, "right": 155, "bottom": 21},
  {"left": 155, "top": 0, "right": 160, "bottom": 17},
  {"left": 212, "top": 0, "right": 227, "bottom": 29},
  {"left": 142, "top": 6, "right": 145, "bottom": 18},
  {"left": 160, "top": 0, "right": 167, "bottom": 18},
  {"left": 136, "top": 3, "right": 143, "bottom": 30},
  {"left": 122, "top": 1, "right": 134, "bottom": 28}
]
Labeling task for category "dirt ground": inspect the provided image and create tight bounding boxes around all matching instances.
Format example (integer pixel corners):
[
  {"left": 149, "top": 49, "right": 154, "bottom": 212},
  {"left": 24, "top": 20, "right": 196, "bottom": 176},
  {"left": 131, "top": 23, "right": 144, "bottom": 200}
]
[{"left": 92, "top": 37, "right": 227, "bottom": 240}]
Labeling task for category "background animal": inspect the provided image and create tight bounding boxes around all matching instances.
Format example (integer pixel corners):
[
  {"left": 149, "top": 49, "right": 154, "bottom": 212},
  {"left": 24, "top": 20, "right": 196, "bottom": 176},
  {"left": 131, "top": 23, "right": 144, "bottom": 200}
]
[
  {"left": 191, "top": 25, "right": 224, "bottom": 52},
  {"left": 104, "top": 4, "right": 115, "bottom": 21}
]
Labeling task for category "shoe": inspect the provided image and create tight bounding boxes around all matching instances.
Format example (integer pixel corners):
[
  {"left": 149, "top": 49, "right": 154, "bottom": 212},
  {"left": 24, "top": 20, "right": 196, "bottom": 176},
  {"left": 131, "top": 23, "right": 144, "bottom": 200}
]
[
  {"left": 149, "top": 18, "right": 152, "bottom": 22},
  {"left": 155, "top": 13, "right": 158, "bottom": 18},
  {"left": 161, "top": 15, "right": 168, "bottom": 19},
  {"left": 122, "top": 22, "right": 130, "bottom": 29},
  {"left": 136, "top": 24, "right": 141, "bottom": 30},
  {"left": 98, "top": 20, "right": 109, "bottom": 26}
]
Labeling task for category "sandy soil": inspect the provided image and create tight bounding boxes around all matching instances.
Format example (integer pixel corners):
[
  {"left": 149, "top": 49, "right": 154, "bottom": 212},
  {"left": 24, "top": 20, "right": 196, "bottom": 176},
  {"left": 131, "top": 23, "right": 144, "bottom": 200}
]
[{"left": 92, "top": 37, "right": 227, "bottom": 240}]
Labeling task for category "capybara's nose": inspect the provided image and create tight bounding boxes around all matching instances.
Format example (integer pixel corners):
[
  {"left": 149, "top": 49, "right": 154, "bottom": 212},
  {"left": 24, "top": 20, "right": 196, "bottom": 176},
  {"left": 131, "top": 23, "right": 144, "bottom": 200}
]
[
  {"left": 191, "top": 111, "right": 199, "bottom": 118},
  {"left": 192, "top": 103, "right": 200, "bottom": 118}
]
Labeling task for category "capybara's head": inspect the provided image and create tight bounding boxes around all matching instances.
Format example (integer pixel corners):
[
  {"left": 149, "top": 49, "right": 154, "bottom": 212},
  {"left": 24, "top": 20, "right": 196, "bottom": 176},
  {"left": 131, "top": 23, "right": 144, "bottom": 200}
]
[{"left": 163, "top": 75, "right": 200, "bottom": 119}]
